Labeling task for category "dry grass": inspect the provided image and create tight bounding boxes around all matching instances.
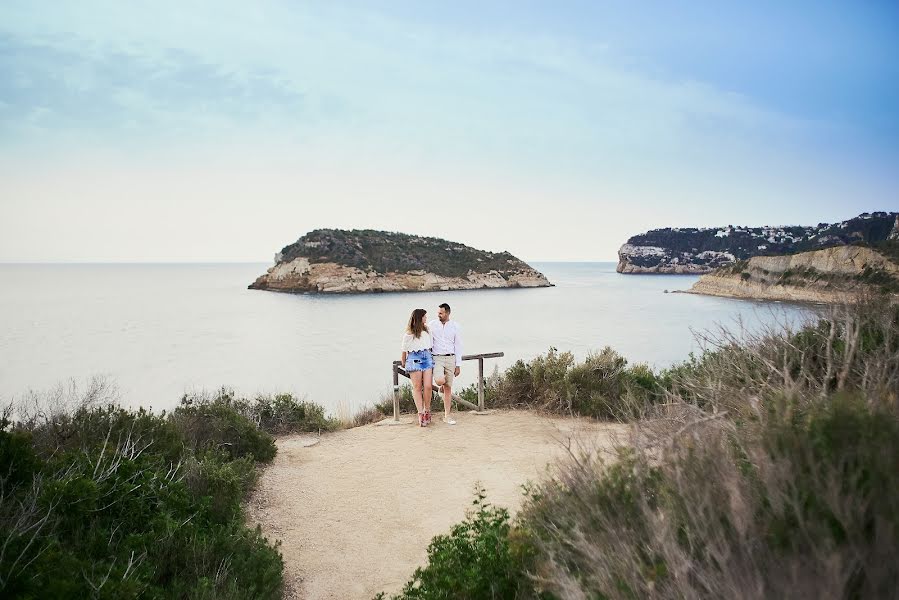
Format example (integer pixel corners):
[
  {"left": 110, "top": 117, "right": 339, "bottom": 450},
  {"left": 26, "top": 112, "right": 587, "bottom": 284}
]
[{"left": 516, "top": 298, "right": 899, "bottom": 600}]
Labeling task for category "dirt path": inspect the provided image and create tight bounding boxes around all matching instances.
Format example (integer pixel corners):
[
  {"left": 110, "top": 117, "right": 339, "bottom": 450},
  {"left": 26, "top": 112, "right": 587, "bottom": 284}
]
[{"left": 246, "top": 410, "right": 625, "bottom": 600}]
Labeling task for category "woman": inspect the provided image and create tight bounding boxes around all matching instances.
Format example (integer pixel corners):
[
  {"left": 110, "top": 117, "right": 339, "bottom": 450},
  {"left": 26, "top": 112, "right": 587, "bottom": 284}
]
[{"left": 401, "top": 308, "right": 434, "bottom": 427}]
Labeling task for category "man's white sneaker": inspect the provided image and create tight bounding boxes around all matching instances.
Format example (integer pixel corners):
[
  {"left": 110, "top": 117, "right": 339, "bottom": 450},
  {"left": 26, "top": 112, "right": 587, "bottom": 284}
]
[{"left": 443, "top": 417, "right": 456, "bottom": 425}]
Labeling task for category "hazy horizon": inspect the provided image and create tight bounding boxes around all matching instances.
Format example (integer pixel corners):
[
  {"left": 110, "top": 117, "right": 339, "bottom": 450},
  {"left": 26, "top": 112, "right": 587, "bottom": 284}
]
[
  {"left": 0, "top": 207, "right": 893, "bottom": 266},
  {"left": 2, "top": 2, "right": 897, "bottom": 263}
]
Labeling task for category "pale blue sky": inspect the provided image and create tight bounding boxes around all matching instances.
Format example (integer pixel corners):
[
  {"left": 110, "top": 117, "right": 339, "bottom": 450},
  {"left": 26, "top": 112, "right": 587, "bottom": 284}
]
[{"left": 1, "top": 1, "right": 897, "bottom": 262}]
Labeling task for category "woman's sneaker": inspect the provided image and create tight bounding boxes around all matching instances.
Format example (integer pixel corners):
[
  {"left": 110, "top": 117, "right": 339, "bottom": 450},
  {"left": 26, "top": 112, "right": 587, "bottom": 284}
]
[
  {"left": 424, "top": 411, "right": 432, "bottom": 425},
  {"left": 418, "top": 413, "right": 426, "bottom": 427}
]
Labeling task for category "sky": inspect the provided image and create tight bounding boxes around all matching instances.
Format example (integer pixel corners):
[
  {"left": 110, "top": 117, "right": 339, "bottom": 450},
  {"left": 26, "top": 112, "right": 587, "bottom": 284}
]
[{"left": 1, "top": 1, "right": 897, "bottom": 262}]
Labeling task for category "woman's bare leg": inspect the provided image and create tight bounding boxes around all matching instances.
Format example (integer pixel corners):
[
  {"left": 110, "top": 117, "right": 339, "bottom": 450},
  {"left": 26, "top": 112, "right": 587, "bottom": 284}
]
[{"left": 410, "top": 370, "right": 424, "bottom": 416}]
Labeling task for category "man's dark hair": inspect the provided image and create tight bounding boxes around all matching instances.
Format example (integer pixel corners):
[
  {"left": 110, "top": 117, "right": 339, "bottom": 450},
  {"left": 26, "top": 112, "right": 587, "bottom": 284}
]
[{"left": 439, "top": 303, "right": 451, "bottom": 313}]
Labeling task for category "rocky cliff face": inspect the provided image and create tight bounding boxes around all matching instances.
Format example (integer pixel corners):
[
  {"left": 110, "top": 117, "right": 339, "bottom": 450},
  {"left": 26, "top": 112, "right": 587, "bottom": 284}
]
[
  {"left": 685, "top": 246, "right": 899, "bottom": 303},
  {"left": 617, "top": 244, "right": 734, "bottom": 274},
  {"left": 249, "top": 230, "right": 552, "bottom": 293},
  {"left": 618, "top": 211, "right": 898, "bottom": 274}
]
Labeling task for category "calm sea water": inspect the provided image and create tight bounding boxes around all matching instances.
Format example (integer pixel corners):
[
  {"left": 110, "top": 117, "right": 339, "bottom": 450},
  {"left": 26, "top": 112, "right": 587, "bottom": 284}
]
[{"left": 0, "top": 262, "right": 812, "bottom": 414}]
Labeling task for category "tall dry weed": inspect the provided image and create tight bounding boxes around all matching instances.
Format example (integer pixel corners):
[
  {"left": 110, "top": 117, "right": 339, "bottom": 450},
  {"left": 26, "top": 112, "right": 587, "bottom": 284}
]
[{"left": 519, "top": 299, "right": 899, "bottom": 599}]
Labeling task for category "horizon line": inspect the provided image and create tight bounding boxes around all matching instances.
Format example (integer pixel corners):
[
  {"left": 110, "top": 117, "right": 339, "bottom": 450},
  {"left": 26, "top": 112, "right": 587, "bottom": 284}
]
[{"left": 0, "top": 258, "right": 621, "bottom": 265}]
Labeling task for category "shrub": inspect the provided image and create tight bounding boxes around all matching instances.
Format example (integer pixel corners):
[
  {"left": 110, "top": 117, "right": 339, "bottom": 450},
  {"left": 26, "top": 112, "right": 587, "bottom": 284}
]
[
  {"left": 351, "top": 404, "right": 385, "bottom": 427},
  {"left": 26, "top": 403, "right": 185, "bottom": 463},
  {"left": 374, "top": 384, "right": 419, "bottom": 416},
  {"left": 487, "top": 347, "right": 663, "bottom": 419},
  {"left": 382, "top": 486, "right": 535, "bottom": 600},
  {"left": 248, "top": 392, "right": 340, "bottom": 434},
  {"left": 490, "top": 347, "right": 574, "bottom": 412},
  {"left": 181, "top": 388, "right": 340, "bottom": 436},
  {"left": 662, "top": 299, "right": 899, "bottom": 418},
  {"left": 0, "top": 395, "right": 284, "bottom": 599},
  {"left": 183, "top": 452, "right": 258, "bottom": 524},
  {"left": 456, "top": 380, "right": 494, "bottom": 410},
  {"left": 172, "top": 398, "right": 277, "bottom": 462}
]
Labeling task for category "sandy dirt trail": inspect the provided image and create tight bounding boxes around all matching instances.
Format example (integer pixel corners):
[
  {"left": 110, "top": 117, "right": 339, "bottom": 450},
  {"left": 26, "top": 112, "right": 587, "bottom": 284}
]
[{"left": 246, "top": 410, "right": 625, "bottom": 600}]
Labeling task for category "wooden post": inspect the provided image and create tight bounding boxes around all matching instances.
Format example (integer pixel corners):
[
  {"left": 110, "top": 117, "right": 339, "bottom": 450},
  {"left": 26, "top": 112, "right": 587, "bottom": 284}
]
[
  {"left": 392, "top": 361, "right": 400, "bottom": 422},
  {"left": 478, "top": 357, "right": 485, "bottom": 412}
]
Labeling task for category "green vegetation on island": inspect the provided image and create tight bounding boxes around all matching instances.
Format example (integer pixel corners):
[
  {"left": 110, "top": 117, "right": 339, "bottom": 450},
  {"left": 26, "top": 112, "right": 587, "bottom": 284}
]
[{"left": 276, "top": 229, "right": 536, "bottom": 278}]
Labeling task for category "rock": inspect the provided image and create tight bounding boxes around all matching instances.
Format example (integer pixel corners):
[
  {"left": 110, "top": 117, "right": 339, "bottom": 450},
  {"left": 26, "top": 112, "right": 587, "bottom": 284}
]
[{"left": 685, "top": 246, "right": 899, "bottom": 303}]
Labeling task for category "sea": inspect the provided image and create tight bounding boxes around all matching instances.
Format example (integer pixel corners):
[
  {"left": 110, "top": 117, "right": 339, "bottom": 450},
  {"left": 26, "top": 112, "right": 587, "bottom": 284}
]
[{"left": 0, "top": 262, "right": 813, "bottom": 414}]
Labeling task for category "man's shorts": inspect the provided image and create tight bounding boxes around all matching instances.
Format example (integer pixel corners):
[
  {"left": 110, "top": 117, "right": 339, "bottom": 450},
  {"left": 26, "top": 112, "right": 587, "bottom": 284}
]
[{"left": 433, "top": 354, "right": 456, "bottom": 387}]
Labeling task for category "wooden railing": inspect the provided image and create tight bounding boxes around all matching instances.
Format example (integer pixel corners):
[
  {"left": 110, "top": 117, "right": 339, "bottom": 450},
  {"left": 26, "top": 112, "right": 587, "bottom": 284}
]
[{"left": 389, "top": 352, "right": 504, "bottom": 422}]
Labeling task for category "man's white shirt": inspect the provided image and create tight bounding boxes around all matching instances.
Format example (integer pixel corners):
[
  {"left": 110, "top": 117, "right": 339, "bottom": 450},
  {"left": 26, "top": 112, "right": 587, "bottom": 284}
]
[{"left": 428, "top": 319, "right": 463, "bottom": 367}]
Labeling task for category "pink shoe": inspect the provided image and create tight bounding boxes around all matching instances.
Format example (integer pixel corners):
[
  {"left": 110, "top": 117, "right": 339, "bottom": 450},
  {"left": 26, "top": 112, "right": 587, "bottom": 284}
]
[
  {"left": 418, "top": 413, "right": 426, "bottom": 427},
  {"left": 424, "top": 410, "right": 432, "bottom": 425}
]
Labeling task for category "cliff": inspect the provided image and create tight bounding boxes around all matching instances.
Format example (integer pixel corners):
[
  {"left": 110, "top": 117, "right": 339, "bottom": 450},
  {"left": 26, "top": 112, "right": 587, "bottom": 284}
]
[
  {"left": 618, "top": 212, "right": 899, "bottom": 274},
  {"left": 685, "top": 244, "right": 899, "bottom": 303},
  {"left": 249, "top": 229, "right": 552, "bottom": 293}
]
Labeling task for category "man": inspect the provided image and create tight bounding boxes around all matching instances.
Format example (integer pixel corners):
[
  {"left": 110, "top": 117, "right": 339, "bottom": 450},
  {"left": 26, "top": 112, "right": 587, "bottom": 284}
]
[{"left": 428, "top": 303, "right": 462, "bottom": 425}]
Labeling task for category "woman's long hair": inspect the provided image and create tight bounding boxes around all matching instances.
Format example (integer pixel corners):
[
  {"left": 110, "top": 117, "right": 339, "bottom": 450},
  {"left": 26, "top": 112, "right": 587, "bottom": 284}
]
[{"left": 406, "top": 308, "right": 429, "bottom": 338}]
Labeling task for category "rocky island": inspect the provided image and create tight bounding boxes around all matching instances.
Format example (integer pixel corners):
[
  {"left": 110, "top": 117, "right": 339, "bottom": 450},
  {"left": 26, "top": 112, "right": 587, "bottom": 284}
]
[
  {"left": 618, "top": 212, "right": 899, "bottom": 274},
  {"left": 249, "top": 229, "right": 552, "bottom": 293}
]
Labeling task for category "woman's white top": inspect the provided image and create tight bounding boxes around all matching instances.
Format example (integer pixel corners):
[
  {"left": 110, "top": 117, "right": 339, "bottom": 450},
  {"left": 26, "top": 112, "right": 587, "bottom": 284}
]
[{"left": 401, "top": 330, "right": 432, "bottom": 352}]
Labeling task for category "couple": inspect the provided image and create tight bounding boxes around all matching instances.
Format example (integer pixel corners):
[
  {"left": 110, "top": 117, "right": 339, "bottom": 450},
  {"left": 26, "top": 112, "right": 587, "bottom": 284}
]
[{"left": 400, "top": 303, "right": 462, "bottom": 427}]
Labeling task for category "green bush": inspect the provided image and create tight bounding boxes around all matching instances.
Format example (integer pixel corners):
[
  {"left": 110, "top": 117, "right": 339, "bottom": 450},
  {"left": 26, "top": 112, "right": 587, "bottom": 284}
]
[
  {"left": 0, "top": 399, "right": 284, "bottom": 599},
  {"left": 382, "top": 487, "right": 535, "bottom": 600},
  {"left": 374, "top": 384, "right": 418, "bottom": 416},
  {"left": 172, "top": 399, "right": 277, "bottom": 462},
  {"left": 491, "top": 347, "right": 574, "bottom": 412},
  {"left": 182, "top": 388, "right": 340, "bottom": 435},
  {"left": 26, "top": 404, "right": 185, "bottom": 463},
  {"left": 456, "top": 381, "right": 492, "bottom": 409},
  {"left": 184, "top": 452, "right": 259, "bottom": 524},
  {"left": 249, "top": 392, "right": 340, "bottom": 433},
  {"left": 487, "top": 347, "right": 663, "bottom": 419}
]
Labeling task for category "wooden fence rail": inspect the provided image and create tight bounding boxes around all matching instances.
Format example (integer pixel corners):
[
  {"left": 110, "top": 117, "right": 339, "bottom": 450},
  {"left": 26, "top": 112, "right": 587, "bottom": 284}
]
[{"left": 389, "top": 352, "right": 504, "bottom": 422}]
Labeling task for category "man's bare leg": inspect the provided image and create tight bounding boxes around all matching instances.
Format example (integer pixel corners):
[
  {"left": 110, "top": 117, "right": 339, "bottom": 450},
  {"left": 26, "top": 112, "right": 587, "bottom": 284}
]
[
  {"left": 442, "top": 363, "right": 456, "bottom": 424},
  {"left": 443, "top": 384, "right": 452, "bottom": 418},
  {"left": 423, "top": 369, "right": 433, "bottom": 417}
]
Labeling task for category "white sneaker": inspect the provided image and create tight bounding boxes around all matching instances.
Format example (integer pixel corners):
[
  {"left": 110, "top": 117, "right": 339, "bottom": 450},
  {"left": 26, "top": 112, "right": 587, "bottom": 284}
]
[{"left": 443, "top": 416, "right": 456, "bottom": 425}]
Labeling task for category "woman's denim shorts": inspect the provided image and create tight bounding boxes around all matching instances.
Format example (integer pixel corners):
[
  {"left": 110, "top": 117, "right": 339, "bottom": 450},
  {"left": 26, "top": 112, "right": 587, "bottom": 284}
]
[{"left": 405, "top": 349, "right": 434, "bottom": 372}]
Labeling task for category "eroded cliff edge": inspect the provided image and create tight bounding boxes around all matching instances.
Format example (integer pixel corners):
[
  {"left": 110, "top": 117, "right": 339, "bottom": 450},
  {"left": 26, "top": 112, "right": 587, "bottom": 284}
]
[
  {"left": 249, "top": 229, "right": 552, "bottom": 293},
  {"left": 684, "top": 245, "right": 899, "bottom": 303}
]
